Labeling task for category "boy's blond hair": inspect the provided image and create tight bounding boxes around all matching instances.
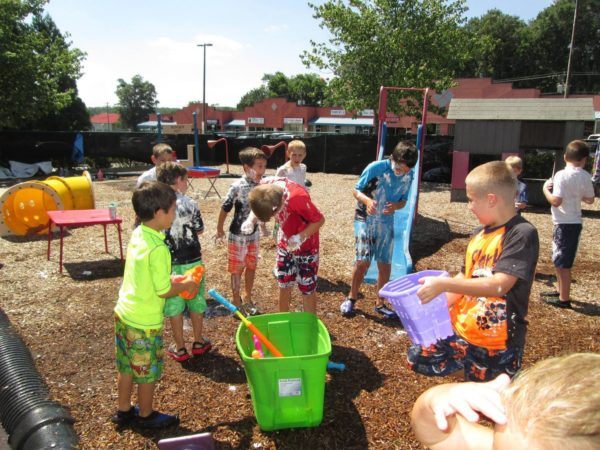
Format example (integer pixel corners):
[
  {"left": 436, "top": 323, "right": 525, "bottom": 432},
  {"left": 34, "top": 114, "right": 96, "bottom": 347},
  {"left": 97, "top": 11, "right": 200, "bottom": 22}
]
[
  {"left": 249, "top": 184, "right": 283, "bottom": 222},
  {"left": 287, "top": 140, "right": 306, "bottom": 153},
  {"left": 156, "top": 161, "right": 187, "bottom": 186},
  {"left": 502, "top": 353, "right": 600, "bottom": 449},
  {"left": 465, "top": 161, "right": 517, "bottom": 202},
  {"left": 505, "top": 155, "right": 523, "bottom": 170},
  {"left": 152, "top": 143, "right": 174, "bottom": 159}
]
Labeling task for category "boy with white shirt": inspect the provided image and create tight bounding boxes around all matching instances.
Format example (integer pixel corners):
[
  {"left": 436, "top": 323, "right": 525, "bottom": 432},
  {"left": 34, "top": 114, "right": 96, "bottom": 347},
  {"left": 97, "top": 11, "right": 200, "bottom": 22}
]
[{"left": 542, "top": 140, "right": 595, "bottom": 308}]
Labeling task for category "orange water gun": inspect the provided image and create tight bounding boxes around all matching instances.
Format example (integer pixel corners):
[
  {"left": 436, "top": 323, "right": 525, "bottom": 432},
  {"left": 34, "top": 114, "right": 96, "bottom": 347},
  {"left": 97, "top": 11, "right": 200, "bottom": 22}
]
[{"left": 173, "top": 265, "right": 205, "bottom": 300}]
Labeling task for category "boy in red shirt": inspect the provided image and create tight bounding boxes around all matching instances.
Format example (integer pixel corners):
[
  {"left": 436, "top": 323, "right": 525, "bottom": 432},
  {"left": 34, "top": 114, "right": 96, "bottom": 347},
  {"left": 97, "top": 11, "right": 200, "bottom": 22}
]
[{"left": 247, "top": 177, "right": 325, "bottom": 315}]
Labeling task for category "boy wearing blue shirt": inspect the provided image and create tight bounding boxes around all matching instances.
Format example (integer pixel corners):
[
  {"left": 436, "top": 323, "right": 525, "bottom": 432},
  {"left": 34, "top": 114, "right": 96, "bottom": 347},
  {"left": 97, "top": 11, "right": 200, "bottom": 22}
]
[{"left": 340, "top": 141, "right": 418, "bottom": 317}]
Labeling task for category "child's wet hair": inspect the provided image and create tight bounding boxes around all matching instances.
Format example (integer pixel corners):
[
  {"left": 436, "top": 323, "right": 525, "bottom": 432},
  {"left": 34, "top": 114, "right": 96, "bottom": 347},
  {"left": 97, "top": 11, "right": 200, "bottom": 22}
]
[
  {"left": 239, "top": 147, "right": 267, "bottom": 166},
  {"left": 391, "top": 141, "right": 418, "bottom": 168},
  {"left": 156, "top": 162, "right": 188, "bottom": 186},
  {"left": 249, "top": 184, "right": 284, "bottom": 222},
  {"left": 132, "top": 181, "right": 176, "bottom": 222}
]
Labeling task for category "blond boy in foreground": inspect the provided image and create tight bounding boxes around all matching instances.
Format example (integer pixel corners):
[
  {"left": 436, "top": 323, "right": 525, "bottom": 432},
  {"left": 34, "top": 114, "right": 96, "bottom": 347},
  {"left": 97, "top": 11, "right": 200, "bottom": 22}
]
[{"left": 411, "top": 353, "right": 600, "bottom": 450}]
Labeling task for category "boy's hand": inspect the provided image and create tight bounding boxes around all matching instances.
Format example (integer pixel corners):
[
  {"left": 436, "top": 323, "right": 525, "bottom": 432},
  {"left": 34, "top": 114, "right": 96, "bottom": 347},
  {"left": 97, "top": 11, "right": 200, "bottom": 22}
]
[
  {"left": 543, "top": 178, "right": 553, "bottom": 192},
  {"left": 366, "top": 199, "right": 378, "bottom": 215},
  {"left": 428, "top": 375, "right": 510, "bottom": 431},
  {"left": 214, "top": 229, "right": 225, "bottom": 244},
  {"left": 417, "top": 276, "right": 446, "bottom": 303},
  {"left": 184, "top": 280, "right": 199, "bottom": 298}
]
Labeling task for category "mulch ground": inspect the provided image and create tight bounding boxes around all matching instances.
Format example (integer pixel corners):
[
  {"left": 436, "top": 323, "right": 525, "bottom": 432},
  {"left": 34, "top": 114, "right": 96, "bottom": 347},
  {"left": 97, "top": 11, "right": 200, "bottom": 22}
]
[{"left": 1, "top": 165, "right": 598, "bottom": 449}]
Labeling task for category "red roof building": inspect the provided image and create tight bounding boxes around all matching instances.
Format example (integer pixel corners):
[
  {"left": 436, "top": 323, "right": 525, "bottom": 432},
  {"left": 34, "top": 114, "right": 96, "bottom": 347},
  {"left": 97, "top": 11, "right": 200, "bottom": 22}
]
[{"left": 90, "top": 113, "right": 121, "bottom": 131}]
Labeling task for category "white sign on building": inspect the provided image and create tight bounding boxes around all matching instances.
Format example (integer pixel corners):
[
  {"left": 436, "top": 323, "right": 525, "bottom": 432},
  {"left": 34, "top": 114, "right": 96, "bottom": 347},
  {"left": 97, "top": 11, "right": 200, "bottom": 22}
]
[
  {"left": 330, "top": 109, "right": 346, "bottom": 116},
  {"left": 247, "top": 117, "right": 265, "bottom": 124},
  {"left": 361, "top": 109, "right": 375, "bottom": 116},
  {"left": 284, "top": 118, "right": 303, "bottom": 124}
]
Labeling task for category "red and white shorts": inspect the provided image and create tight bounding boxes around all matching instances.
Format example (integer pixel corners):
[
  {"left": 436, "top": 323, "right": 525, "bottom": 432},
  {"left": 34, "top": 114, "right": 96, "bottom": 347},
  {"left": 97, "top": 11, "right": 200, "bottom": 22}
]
[{"left": 228, "top": 233, "right": 259, "bottom": 273}]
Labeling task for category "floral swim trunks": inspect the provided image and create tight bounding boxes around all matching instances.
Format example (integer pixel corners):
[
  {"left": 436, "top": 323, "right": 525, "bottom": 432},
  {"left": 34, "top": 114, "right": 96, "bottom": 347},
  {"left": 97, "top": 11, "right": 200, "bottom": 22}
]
[{"left": 115, "top": 314, "right": 164, "bottom": 384}]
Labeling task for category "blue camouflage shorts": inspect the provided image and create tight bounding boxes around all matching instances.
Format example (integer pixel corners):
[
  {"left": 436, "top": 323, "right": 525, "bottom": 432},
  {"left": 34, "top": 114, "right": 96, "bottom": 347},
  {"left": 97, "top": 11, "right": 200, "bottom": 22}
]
[{"left": 354, "top": 219, "right": 394, "bottom": 264}]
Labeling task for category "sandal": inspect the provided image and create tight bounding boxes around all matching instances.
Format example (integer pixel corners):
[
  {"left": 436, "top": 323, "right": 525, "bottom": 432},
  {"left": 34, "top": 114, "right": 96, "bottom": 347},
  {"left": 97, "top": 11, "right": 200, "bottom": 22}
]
[
  {"left": 192, "top": 339, "right": 212, "bottom": 356},
  {"left": 374, "top": 304, "right": 398, "bottom": 319},
  {"left": 167, "top": 347, "right": 191, "bottom": 362}
]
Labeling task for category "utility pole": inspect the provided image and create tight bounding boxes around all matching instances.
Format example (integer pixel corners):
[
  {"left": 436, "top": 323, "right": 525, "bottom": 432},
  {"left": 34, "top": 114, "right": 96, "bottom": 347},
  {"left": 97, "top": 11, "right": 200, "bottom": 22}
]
[
  {"left": 197, "top": 43, "right": 213, "bottom": 134},
  {"left": 564, "top": 0, "right": 579, "bottom": 98}
]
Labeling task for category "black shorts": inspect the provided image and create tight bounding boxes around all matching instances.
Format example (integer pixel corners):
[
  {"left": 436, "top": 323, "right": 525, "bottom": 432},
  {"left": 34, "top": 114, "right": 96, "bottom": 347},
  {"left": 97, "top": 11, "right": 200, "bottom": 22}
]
[
  {"left": 407, "top": 334, "right": 523, "bottom": 382},
  {"left": 552, "top": 223, "right": 582, "bottom": 269}
]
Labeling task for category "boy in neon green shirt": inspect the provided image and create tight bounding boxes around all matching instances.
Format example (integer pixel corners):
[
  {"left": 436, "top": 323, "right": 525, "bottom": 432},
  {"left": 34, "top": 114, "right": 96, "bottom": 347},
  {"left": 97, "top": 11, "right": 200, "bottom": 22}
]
[{"left": 112, "top": 181, "right": 198, "bottom": 430}]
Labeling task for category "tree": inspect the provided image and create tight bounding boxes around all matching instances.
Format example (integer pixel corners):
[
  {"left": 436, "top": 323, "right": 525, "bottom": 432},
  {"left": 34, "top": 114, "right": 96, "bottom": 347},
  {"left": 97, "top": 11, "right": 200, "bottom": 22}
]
[
  {"left": 527, "top": 0, "right": 600, "bottom": 93},
  {"left": 288, "top": 74, "right": 329, "bottom": 105},
  {"left": 237, "top": 86, "right": 270, "bottom": 109},
  {"left": 26, "top": 14, "right": 90, "bottom": 130},
  {"left": 237, "top": 72, "right": 329, "bottom": 108},
  {"left": 0, "top": 0, "right": 86, "bottom": 129},
  {"left": 460, "top": 10, "right": 529, "bottom": 80},
  {"left": 115, "top": 75, "right": 158, "bottom": 130},
  {"left": 301, "top": 0, "right": 476, "bottom": 118}
]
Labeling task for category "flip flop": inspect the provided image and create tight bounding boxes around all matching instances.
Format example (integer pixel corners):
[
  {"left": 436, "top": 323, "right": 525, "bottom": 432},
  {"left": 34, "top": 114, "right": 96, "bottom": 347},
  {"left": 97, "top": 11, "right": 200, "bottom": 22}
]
[{"left": 374, "top": 305, "right": 398, "bottom": 319}]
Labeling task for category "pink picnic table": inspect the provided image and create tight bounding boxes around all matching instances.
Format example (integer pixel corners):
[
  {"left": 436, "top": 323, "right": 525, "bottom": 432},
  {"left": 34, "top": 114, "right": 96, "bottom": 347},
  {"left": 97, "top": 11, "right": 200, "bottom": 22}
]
[{"left": 47, "top": 209, "right": 123, "bottom": 273}]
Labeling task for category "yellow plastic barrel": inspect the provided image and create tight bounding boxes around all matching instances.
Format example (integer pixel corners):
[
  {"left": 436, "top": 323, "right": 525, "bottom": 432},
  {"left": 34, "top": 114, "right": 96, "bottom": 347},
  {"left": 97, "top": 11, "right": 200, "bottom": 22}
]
[{"left": 0, "top": 171, "right": 94, "bottom": 236}]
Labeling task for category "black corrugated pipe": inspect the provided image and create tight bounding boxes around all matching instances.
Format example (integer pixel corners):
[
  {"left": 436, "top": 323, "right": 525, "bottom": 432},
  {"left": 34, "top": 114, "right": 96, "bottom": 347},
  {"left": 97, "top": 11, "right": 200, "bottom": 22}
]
[{"left": 0, "top": 309, "right": 77, "bottom": 449}]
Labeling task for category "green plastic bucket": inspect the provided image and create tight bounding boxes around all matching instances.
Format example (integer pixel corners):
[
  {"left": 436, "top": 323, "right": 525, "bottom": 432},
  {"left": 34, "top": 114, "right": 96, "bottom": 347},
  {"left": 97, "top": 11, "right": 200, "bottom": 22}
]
[{"left": 235, "top": 312, "right": 331, "bottom": 431}]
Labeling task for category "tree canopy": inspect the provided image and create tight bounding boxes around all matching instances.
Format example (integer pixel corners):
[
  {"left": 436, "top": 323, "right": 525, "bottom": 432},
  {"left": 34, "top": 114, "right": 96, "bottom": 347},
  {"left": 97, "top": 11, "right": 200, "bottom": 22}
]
[
  {"left": 461, "top": 0, "right": 600, "bottom": 93},
  {"left": 237, "top": 72, "right": 329, "bottom": 109},
  {"left": 301, "top": 0, "right": 475, "bottom": 117},
  {"left": 115, "top": 75, "right": 158, "bottom": 130},
  {"left": 461, "top": 9, "right": 529, "bottom": 80},
  {"left": 0, "top": 0, "right": 86, "bottom": 130}
]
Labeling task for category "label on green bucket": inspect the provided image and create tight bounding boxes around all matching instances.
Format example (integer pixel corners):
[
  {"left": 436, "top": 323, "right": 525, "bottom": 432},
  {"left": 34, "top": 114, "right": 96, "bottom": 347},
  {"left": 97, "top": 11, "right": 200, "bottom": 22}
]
[{"left": 278, "top": 378, "right": 302, "bottom": 397}]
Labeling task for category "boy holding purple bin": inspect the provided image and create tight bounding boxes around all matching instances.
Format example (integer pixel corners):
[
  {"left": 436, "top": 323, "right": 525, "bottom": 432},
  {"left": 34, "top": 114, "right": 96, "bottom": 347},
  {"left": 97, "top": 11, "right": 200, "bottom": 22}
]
[{"left": 406, "top": 161, "right": 539, "bottom": 382}]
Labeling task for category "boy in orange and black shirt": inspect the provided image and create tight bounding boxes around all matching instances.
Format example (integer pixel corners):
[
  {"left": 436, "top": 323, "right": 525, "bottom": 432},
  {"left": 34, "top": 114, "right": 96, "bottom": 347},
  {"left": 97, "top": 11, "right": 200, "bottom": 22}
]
[{"left": 408, "top": 161, "right": 539, "bottom": 382}]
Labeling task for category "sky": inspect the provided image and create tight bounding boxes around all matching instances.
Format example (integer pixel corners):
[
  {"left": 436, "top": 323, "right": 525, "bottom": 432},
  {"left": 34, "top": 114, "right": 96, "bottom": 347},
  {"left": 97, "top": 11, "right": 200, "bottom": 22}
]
[{"left": 44, "top": 0, "right": 554, "bottom": 109}]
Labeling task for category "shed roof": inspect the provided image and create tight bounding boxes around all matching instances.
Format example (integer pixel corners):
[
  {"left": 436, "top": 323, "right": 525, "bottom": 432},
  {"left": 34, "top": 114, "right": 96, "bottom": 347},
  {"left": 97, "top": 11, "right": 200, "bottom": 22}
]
[{"left": 447, "top": 98, "right": 594, "bottom": 121}]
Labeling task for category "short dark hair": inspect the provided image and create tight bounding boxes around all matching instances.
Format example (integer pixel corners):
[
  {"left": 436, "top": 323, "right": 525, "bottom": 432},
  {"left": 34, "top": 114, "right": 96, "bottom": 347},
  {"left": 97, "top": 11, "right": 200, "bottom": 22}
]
[
  {"left": 565, "top": 140, "right": 590, "bottom": 163},
  {"left": 239, "top": 147, "right": 267, "bottom": 166},
  {"left": 391, "top": 140, "right": 418, "bottom": 168},
  {"left": 156, "top": 161, "right": 188, "bottom": 186},
  {"left": 132, "top": 181, "right": 176, "bottom": 222}
]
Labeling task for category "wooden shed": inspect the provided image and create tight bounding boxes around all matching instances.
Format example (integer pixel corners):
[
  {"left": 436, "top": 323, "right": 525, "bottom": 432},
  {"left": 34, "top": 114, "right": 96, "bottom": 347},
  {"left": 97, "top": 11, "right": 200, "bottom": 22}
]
[{"left": 447, "top": 98, "right": 595, "bottom": 203}]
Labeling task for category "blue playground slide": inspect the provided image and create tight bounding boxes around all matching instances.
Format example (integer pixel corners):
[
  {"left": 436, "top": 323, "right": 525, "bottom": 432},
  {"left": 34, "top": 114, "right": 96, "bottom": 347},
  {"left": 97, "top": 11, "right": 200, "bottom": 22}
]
[{"left": 364, "top": 124, "right": 423, "bottom": 284}]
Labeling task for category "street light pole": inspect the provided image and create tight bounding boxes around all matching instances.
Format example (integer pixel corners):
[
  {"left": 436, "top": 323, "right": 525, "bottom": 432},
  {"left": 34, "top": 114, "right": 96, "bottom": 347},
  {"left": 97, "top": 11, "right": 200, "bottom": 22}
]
[{"left": 197, "top": 43, "right": 213, "bottom": 135}]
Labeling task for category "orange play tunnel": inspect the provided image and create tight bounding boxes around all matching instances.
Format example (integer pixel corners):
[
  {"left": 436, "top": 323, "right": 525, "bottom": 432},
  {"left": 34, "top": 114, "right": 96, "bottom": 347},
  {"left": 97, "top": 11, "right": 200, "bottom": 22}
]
[{"left": 0, "top": 172, "right": 95, "bottom": 236}]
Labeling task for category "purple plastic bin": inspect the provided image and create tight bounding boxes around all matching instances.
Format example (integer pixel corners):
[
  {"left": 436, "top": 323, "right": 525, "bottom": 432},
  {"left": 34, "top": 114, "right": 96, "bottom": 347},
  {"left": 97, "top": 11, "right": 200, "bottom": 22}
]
[{"left": 379, "top": 270, "right": 453, "bottom": 347}]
